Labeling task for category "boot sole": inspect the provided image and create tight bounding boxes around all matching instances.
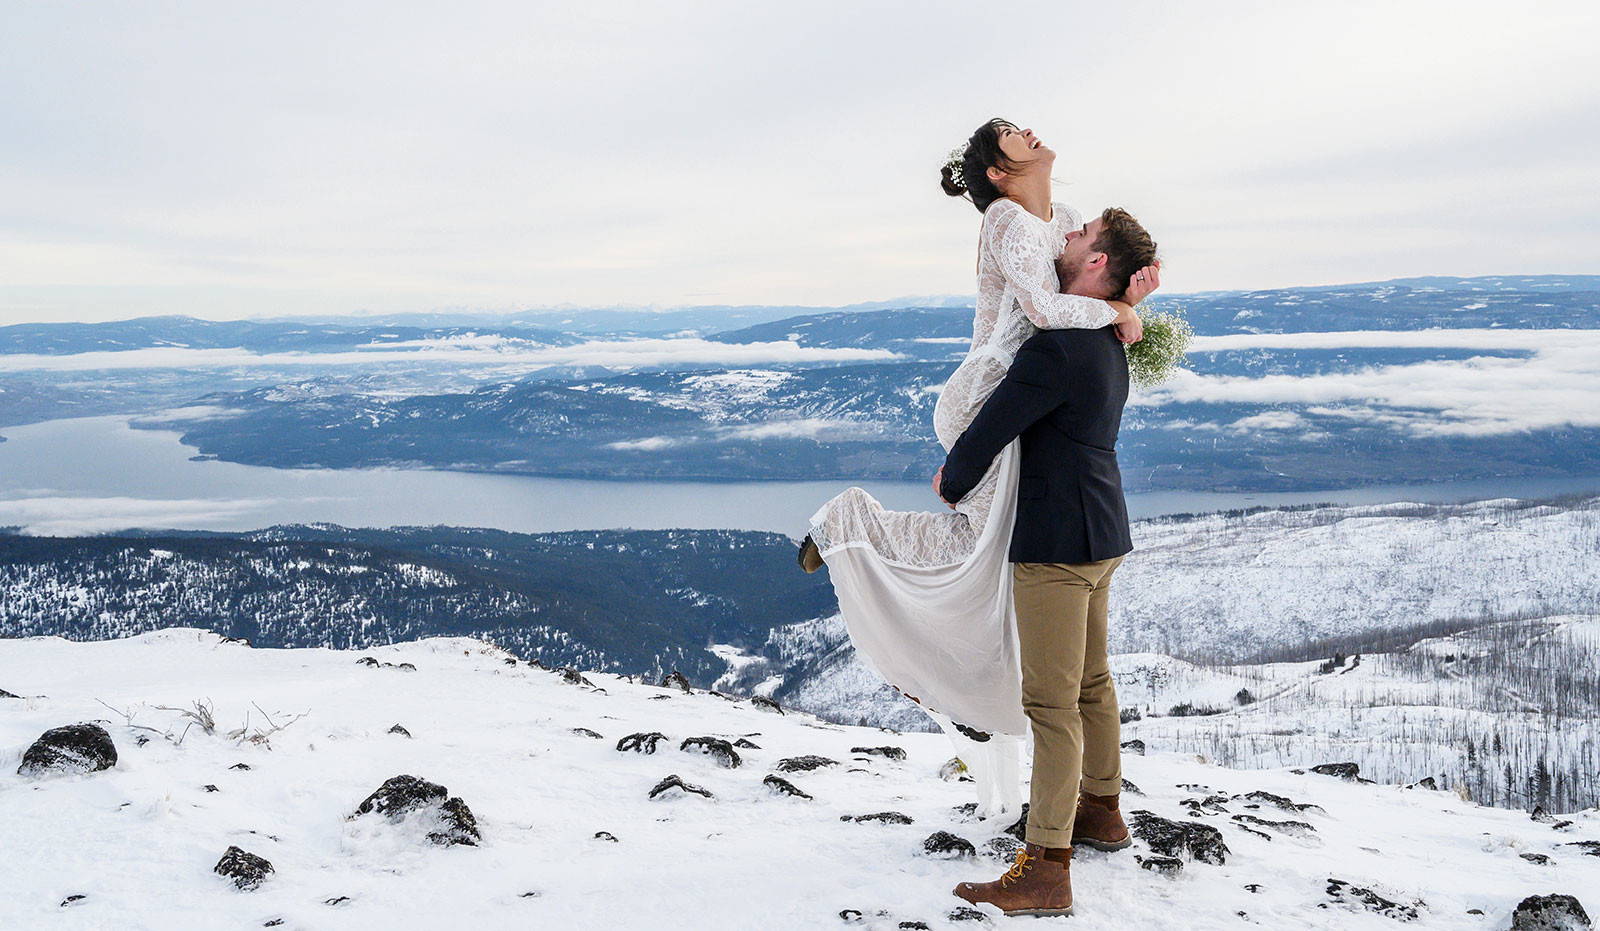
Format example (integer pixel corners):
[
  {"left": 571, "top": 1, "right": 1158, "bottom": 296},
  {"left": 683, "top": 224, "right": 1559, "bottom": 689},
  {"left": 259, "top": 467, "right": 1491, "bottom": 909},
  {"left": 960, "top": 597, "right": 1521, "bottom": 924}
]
[
  {"left": 1072, "top": 835, "right": 1133, "bottom": 852},
  {"left": 1003, "top": 906, "right": 1074, "bottom": 917},
  {"left": 797, "top": 537, "right": 823, "bottom": 573}
]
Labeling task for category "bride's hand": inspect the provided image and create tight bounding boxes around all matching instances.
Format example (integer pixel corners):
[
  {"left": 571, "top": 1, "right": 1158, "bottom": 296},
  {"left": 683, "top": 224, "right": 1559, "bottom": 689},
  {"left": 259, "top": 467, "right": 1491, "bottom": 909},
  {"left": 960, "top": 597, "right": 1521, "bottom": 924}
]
[
  {"left": 1111, "top": 301, "right": 1143, "bottom": 344},
  {"left": 1123, "top": 262, "right": 1161, "bottom": 306}
]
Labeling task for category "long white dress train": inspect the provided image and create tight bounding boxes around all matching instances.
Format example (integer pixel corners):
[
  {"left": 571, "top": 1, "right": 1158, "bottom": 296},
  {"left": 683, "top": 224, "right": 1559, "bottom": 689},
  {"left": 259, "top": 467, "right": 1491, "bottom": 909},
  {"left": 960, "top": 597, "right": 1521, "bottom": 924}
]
[{"left": 809, "top": 199, "right": 1117, "bottom": 817}]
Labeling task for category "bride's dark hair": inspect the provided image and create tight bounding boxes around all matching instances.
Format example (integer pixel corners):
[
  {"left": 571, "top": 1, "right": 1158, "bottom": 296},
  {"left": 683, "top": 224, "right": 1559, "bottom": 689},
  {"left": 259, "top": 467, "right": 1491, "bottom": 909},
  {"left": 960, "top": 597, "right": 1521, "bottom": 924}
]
[{"left": 940, "top": 118, "right": 1024, "bottom": 213}]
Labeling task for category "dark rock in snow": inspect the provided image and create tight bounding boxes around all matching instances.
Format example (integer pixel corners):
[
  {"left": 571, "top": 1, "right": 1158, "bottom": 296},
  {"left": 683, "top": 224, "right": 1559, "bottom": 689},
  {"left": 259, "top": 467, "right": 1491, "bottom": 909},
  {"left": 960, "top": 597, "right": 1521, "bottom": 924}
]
[
  {"left": 1129, "top": 811, "right": 1231, "bottom": 864},
  {"left": 1120, "top": 739, "right": 1146, "bottom": 755},
  {"left": 1241, "top": 790, "right": 1322, "bottom": 814},
  {"left": 660, "top": 671, "right": 692, "bottom": 693},
  {"left": 214, "top": 846, "right": 274, "bottom": 891},
  {"left": 396, "top": 662, "right": 416, "bottom": 671},
  {"left": 203, "top": 784, "right": 220, "bottom": 793},
  {"left": 1002, "top": 804, "right": 1031, "bottom": 841},
  {"left": 1324, "top": 877, "right": 1421, "bottom": 921},
  {"left": 951, "top": 722, "right": 990, "bottom": 742},
  {"left": 1232, "top": 813, "right": 1317, "bottom": 838},
  {"left": 0, "top": 687, "right": 20, "bottom": 699},
  {"left": 594, "top": 831, "right": 618, "bottom": 842},
  {"left": 1565, "top": 841, "right": 1600, "bottom": 857},
  {"left": 355, "top": 775, "right": 448, "bottom": 818},
  {"left": 1532, "top": 806, "right": 1557, "bottom": 824},
  {"left": 1521, "top": 853, "right": 1553, "bottom": 865},
  {"left": 428, "top": 796, "right": 480, "bottom": 846},
  {"left": 617, "top": 732, "right": 667, "bottom": 754},
  {"left": 763, "top": 774, "right": 812, "bottom": 799},
  {"left": 898, "top": 922, "right": 930, "bottom": 929},
  {"left": 1510, "top": 893, "right": 1591, "bottom": 930},
  {"left": 1244, "top": 883, "right": 1263, "bottom": 893},
  {"left": 60, "top": 894, "right": 87, "bottom": 907},
  {"left": 571, "top": 727, "right": 604, "bottom": 739},
  {"left": 850, "top": 746, "right": 907, "bottom": 761},
  {"left": 17, "top": 723, "right": 118, "bottom": 777},
  {"left": 134, "top": 735, "right": 150, "bottom": 747},
  {"left": 220, "top": 636, "right": 251, "bottom": 645},
  {"left": 1137, "top": 855, "right": 1183, "bottom": 876},
  {"left": 751, "top": 696, "right": 784, "bottom": 714},
  {"left": 679, "top": 736, "right": 741, "bottom": 768},
  {"left": 648, "top": 774, "right": 713, "bottom": 800},
  {"left": 776, "top": 755, "right": 838, "bottom": 773},
  {"left": 922, "top": 831, "right": 975, "bottom": 859},
  {"left": 1407, "top": 776, "right": 1440, "bottom": 791},
  {"left": 985, "top": 835, "right": 1025, "bottom": 862},
  {"left": 1309, "top": 762, "right": 1361, "bottom": 780},
  {"left": 844, "top": 811, "right": 914, "bottom": 825},
  {"left": 1122, "top": 778, "right": 1143, "bottom": 795},
  {"left": 840, "top": 909, "right": 864, "bottom": 922},
  {"left": 556, "top": 667, "right": 594, "bottom": 687},
  {"left": 732, "top": 738, "right": 761, "bottom": 749},
  {"left": 387, "top": 724, "right": 412, "bottom": 738},
  {"left": 229, "top": 763, "right": 252, "bottom": 771},
  {"left": 947, "top": 905, "right": 989, "bottom": 922},
  {"left": 356, "top": 656, "right": 379, "bottom": 666},
  {"left": 325, "top": 896, "right": 352, "bottom": 906}
]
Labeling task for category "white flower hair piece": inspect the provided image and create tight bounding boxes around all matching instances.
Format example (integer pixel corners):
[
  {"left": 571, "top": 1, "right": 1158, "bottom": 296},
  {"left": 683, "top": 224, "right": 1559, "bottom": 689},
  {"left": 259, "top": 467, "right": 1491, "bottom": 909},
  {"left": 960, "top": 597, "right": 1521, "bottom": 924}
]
[{"left": 943, "top": 146, "right": 967, "bottom": 187}]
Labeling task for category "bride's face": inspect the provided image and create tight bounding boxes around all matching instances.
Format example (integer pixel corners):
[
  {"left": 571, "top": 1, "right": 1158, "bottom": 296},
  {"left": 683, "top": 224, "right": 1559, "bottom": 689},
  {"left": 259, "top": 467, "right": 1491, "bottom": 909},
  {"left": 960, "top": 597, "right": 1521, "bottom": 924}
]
[{"left": 994, "top": 124, "right": 1054, "bottom": 175}]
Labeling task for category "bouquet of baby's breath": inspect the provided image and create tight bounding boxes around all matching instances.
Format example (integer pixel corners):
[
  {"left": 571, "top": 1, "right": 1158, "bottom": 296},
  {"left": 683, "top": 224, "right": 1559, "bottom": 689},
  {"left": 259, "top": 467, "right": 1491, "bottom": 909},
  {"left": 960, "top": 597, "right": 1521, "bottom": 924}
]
[{"left": 1125, "top": 302, "right": 1193, "bottom": 389}]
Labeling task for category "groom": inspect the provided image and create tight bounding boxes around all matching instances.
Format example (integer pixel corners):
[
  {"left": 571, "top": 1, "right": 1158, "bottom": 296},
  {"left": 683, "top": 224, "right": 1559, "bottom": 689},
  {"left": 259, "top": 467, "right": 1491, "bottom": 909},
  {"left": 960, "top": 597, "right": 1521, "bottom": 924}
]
[{"left": 936, "top": 207, "right": 1158, "bottom": 918}]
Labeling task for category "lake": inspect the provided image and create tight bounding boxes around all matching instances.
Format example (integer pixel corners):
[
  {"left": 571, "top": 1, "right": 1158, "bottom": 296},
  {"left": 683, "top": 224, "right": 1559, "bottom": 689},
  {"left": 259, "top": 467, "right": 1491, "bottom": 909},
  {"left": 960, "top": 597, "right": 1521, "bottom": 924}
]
[{"left": 2, "top": 416, "right": 1598, "bottom": 536}]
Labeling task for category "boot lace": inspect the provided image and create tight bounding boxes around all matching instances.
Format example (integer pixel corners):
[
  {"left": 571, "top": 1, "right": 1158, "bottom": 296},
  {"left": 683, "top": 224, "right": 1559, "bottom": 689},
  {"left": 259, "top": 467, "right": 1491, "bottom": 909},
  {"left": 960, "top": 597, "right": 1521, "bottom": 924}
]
[{"left": 1000, "top": 848, "right": 1036, "bottom": 887}]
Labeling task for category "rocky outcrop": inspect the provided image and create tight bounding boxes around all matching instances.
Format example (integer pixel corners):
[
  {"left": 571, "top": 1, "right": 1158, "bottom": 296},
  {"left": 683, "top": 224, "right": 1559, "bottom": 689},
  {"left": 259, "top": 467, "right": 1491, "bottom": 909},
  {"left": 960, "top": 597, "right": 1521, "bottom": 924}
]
[
  {"left": 922, "top": 831, "right": 975, "bottom": 859},
  {"left": 17, "top": 723, "right": 118, "bottom": 777},
  {"left": 1510, "top": 893, "right": 1591, "bottom": 930},
  {"left": 351, "top": 774, "right": 480, "bottom": 846},
  {"left": 679, "top": 736, "right": 741, "bottom": 768},
  {"left": 648, "top": 774, "right": 713, "bottom": 800},
  {"left": 214, "top": 846, "right": 274, "bottom": 891},
  {"left": 850, "top": 746, "right": 906, "bottom": 761},
  {"left": 616, "top": 732, "right": 666, "bottom": 754},
  {"left": 763, "top": 775, "right": 812, "bottom": 799},
  {"left": 775, "top": 755, "right": 837, "bottom": 773},
  {"left": 1128, "top": 810, "right": 1230, "bottom": 865}
]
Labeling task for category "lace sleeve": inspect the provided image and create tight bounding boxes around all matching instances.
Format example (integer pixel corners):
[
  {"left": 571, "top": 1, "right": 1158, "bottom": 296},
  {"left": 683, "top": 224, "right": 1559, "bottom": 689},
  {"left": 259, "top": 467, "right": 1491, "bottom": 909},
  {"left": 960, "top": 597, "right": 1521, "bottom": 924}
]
[{"left": 985, "top": 199, "right": 1117, "bottom": 331}]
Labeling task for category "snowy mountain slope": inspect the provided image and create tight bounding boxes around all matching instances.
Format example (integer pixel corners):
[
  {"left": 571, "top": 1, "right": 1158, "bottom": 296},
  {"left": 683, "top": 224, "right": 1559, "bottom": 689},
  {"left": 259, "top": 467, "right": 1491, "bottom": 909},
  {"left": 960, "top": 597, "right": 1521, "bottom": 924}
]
[
  {"left": 1116, "top": 615, "right": 1600, "bottom": 813},
  {"left": 3, "top": 630, "right": 1597, "bottom": 930},
  {"left": 753, "top": 497, "right": 1600, "bottom": 724}
]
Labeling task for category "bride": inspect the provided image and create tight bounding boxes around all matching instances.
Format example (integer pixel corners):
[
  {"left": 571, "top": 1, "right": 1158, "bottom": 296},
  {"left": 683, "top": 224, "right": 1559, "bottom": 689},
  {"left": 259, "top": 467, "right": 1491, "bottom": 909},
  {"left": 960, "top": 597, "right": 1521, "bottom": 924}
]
[{"left": 799, "top": 118, "right": 1158, "bottom": 817}]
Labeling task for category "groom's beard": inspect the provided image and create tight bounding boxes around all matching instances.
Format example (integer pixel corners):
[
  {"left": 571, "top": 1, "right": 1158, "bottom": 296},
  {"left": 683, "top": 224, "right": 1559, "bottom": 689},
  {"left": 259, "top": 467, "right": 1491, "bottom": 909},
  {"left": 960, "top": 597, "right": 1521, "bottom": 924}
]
[{"left": 1056, "top": 259, "right": 1084, "bottom": 293}]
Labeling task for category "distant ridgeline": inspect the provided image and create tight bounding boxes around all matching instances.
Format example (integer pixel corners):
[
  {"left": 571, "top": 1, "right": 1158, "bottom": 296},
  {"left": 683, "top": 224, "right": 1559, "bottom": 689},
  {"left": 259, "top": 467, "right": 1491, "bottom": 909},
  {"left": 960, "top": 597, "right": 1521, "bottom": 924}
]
[
  {"left": 0, "top": 526, "right": 835, "bottom": 686},
  {"left": 3, "top": 275, "right": 1600, "bottom": 488}
]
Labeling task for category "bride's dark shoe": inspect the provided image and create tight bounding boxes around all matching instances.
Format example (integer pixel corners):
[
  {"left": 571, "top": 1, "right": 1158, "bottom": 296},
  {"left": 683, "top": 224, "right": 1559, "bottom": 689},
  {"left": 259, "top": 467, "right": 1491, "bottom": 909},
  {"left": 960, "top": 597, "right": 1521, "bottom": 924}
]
[{"left": 797, "top": 534, "right": 824, "bottom": 573}]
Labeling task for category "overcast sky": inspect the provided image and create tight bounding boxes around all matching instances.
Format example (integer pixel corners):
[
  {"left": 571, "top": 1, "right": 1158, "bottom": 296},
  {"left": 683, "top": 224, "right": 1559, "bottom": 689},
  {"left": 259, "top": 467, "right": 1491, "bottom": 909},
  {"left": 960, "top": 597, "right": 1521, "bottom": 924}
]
[{"left": 3, "top": 0, "right": 1598, "bottom": 324}]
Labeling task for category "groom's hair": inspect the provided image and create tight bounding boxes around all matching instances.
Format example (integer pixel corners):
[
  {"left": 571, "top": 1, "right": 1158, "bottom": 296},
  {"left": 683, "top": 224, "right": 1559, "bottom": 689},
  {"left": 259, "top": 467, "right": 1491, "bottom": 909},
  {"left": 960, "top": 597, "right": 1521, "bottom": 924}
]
[{"left": 1093, "top": 208, "right": 1158, "bottom": 300}]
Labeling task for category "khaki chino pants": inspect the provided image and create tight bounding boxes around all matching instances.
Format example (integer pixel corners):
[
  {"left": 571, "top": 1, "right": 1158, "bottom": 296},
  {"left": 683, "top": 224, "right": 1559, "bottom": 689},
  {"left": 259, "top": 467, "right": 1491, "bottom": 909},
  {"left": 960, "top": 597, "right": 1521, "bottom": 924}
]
[{"left": 1013, "top": 556, "right": 1125, "bottom": 848}]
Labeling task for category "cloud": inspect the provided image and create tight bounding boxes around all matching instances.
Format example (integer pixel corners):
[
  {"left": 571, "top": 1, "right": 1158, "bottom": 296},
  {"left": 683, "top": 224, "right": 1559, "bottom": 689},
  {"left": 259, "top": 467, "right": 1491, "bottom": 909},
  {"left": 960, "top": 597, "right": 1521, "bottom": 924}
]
[
  {"left": 0, "top": 338, "right": 899, "bottom": 373},
  {"left": 1151, "top": 329, "right": 1600, "bottom": 436},
  {"left": 0, "top": 496, "right": 276, "bottom": 536},
  {"left": 1189, "top": 329, "right": 1578, "bottom": 352}
]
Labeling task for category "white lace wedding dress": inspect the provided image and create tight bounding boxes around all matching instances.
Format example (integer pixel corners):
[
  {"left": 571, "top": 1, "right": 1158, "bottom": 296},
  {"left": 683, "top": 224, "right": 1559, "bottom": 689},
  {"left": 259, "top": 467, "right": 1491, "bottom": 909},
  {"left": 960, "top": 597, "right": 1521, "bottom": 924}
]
[{"left": 808, "top": 198, "right": 1117, "bottom": 816}]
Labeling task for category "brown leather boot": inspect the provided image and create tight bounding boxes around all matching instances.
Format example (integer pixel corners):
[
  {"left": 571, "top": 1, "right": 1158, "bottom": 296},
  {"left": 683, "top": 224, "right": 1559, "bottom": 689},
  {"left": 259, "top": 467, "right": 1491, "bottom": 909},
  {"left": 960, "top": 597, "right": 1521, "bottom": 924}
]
[
  {"left": 1072, "top": 791, "right": 1132, "bottom": 851},
  {"left": 952, "top": 844, "right": 1073, "bottom": 917}
]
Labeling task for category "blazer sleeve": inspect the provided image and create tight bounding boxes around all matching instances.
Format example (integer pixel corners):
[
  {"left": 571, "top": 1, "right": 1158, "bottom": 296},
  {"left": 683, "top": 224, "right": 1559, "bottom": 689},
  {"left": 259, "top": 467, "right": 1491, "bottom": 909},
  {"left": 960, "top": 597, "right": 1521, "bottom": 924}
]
[{"left": 939, "top": 334, "right": 1071, "bottom": 504}]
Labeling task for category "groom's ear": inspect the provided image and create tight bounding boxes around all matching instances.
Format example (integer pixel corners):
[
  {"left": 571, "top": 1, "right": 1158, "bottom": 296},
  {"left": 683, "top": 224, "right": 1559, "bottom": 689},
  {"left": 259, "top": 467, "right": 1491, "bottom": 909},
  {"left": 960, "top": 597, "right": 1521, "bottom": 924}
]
[{"left": 1086, "top": 251, "right": 1109, "bottom": 270}]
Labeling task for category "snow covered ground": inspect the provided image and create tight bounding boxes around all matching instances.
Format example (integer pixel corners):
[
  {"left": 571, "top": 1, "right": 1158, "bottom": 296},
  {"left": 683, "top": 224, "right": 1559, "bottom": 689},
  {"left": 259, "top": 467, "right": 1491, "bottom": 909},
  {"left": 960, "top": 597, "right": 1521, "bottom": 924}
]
[{"left": 3, "top": 631, "right": 1597, "bottom": 930}]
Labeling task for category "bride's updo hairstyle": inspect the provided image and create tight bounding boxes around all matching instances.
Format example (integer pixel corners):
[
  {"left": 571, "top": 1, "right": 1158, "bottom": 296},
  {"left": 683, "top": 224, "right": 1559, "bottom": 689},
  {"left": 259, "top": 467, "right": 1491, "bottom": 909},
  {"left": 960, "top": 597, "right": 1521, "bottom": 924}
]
[{"left": 940, "top": 118, "right": 1023, "bottom": 213}]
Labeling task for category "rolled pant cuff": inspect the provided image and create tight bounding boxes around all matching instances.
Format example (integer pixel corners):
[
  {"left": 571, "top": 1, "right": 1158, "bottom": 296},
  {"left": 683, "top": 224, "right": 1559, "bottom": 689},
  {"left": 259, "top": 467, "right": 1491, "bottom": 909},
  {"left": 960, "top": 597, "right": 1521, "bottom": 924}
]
[
  {"left": 1024, "top": 823, "right": 1075, "bottom": 849},
  {"left": 1081, "top": 774, "right": 1123, "bottom": 796}
]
